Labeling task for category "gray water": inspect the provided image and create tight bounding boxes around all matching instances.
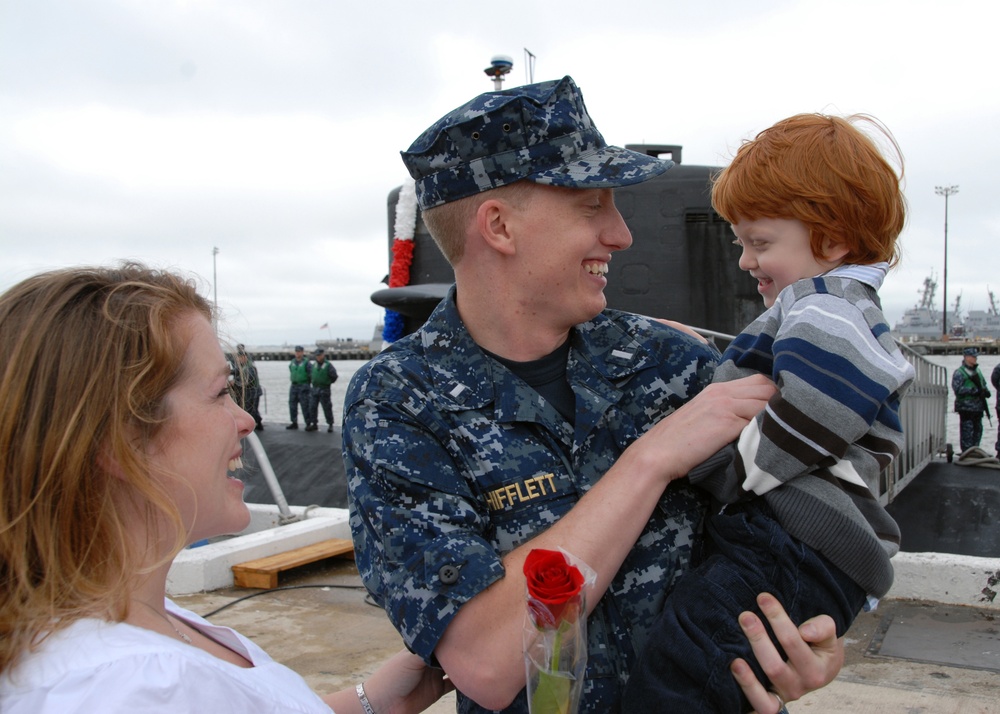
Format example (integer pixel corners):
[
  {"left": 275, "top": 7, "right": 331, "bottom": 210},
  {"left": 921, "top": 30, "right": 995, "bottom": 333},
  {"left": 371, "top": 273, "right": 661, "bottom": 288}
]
[{"left": 251, "top": 354, "right": 1000, "bottom": 453}]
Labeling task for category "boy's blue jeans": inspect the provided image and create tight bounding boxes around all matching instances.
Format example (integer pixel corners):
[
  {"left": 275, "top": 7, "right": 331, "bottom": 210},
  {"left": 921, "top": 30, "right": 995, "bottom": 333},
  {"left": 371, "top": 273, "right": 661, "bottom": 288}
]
[{"left": 622, "top": 500, "right": 866, "bottom": 713}]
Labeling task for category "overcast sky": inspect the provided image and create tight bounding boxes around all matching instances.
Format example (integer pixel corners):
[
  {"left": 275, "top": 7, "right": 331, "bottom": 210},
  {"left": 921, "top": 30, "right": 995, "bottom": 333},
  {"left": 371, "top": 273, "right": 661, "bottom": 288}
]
[{"left": 2, "top": 0, "right": 998, "bottom": 346}]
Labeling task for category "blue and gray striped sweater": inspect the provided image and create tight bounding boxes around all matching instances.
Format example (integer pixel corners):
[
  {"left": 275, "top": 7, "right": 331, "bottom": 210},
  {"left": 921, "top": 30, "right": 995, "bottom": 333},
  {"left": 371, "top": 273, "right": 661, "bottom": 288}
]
[{"left": 690, "top": 263, "right": 914, "bottom": 597}]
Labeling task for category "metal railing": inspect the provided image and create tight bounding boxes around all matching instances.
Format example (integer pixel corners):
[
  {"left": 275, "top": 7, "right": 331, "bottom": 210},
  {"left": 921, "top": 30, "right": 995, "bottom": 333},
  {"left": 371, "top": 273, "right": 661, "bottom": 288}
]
[
  {"left": 244, "top": 430, "right": 303, "bottom": 524},
  {"left": 881, "top": 343, "right": 949, "bottom": 504},
  {"left": 696, "top": 329, "right": 948, "bottom": 506}
]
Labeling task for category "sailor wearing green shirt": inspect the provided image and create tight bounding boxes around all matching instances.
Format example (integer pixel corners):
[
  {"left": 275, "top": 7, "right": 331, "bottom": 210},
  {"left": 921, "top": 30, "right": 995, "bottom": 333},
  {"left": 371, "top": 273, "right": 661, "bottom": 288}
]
[
  {"left": 307, "top": 348, "right": 338, "bottom": 432},
  {"left": 287, "top": 345, "right": 311, "bottom": 430}
]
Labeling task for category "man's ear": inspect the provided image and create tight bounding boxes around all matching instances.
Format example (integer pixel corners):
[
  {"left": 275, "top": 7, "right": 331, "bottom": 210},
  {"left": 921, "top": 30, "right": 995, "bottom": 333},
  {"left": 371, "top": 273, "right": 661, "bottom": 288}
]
[{"left": 475, "top": 198, "right": 517, "bottom": 256}]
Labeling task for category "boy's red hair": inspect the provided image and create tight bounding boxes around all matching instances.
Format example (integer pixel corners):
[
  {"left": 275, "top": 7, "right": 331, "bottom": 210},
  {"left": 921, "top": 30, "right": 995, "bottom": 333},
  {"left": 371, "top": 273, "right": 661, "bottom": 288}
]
[{"left": 712, "top": 113, "right": 905, "bottom": 266}]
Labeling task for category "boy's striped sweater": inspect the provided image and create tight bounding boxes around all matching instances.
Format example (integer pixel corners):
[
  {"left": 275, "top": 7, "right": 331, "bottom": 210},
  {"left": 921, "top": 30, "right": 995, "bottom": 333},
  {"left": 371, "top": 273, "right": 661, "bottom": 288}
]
[{"left": 690, "top": 263, "right": 914, "bottom": 597}]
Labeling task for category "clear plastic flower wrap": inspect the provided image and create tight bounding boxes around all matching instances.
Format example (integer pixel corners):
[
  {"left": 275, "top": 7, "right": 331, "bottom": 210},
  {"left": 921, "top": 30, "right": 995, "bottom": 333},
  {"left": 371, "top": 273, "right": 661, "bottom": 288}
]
[{"left": 522, "top": 548, "right": 597, "bottom": 714}]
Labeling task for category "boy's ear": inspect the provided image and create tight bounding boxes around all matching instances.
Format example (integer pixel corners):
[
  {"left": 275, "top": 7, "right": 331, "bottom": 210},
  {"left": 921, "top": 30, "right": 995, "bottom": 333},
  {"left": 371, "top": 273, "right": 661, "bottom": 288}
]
[{"left": 820, "top": 237, "right": 850, "bottom": 264}]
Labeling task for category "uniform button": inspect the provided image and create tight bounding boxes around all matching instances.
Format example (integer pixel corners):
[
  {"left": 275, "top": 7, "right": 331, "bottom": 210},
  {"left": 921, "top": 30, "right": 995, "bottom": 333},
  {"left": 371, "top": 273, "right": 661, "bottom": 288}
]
[{"left": 438, "top": 564, "right": 460, "bottom": 585}]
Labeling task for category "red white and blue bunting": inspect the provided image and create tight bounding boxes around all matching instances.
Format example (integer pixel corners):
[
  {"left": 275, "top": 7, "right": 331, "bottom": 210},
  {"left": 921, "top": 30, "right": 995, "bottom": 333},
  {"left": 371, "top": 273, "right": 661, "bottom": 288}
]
[{"left": 382, "top": 180, "right": 417, "bottom": 343}]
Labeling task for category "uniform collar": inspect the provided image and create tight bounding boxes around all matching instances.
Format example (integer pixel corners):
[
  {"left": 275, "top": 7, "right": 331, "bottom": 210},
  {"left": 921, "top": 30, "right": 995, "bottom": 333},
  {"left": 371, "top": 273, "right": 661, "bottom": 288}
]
[{"left": 417, "top": 285, "right": 659, "bottom": 414}]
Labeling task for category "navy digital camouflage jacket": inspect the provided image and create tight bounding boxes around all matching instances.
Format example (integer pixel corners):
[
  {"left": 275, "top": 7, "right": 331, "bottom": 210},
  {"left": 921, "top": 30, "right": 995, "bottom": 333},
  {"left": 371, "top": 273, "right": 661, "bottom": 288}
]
[{"left": 343, "top": 287, "right": 717, "bottom": 713}]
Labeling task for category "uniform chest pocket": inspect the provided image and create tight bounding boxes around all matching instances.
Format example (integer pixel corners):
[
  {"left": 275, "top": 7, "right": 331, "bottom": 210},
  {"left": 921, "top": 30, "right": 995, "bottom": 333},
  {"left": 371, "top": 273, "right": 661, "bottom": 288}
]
[{"left": 481, "top": 469, "right": 580, "bottom": 552}]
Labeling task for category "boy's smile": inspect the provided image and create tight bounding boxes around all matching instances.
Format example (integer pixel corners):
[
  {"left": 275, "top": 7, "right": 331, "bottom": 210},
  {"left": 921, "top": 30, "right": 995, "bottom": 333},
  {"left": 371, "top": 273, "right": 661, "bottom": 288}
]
[{"left": 731, "top": 217, "right": 847, "bottom": 308}]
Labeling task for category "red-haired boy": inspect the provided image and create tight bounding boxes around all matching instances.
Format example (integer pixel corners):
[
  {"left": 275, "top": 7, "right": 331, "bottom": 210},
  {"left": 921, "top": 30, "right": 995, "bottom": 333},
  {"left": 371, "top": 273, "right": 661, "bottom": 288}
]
[{"left": 625, "top": 114, "right": 915, "bottom": 713}]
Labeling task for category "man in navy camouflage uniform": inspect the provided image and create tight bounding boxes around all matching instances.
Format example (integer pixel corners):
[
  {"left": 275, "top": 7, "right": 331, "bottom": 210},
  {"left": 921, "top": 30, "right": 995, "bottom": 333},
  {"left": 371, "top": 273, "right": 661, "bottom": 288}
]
[{"left": 343, "top": 76, "right": 842, "bottom": 714}]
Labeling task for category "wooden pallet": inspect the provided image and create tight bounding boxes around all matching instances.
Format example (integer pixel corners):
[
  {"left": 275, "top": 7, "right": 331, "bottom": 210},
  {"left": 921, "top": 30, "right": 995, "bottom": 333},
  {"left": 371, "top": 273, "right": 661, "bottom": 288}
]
[{"left": 231, "top": 538, "right": 355, "bottom": 589}]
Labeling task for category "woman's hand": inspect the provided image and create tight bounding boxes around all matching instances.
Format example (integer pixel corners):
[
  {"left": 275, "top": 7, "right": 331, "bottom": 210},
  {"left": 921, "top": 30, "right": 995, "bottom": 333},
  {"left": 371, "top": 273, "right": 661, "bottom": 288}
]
[
  {"left": 323, "top": 649, "right": 453, "bottom": 714},
  {"left": 731, "top": 593, "right": 844, "bottom": 714},
  {"left": 362, "top": 649, "right": 454, "bottom": 714}
]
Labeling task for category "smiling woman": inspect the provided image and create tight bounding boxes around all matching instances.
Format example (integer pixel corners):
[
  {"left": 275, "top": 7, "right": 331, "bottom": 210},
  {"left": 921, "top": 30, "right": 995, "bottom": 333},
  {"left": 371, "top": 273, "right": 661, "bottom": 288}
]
[
  {"left": 0, "top": 262, "right": 451, "bottom": 713},
  {"left": 154, "top": 313, "right": 257, "bottom": 543}
]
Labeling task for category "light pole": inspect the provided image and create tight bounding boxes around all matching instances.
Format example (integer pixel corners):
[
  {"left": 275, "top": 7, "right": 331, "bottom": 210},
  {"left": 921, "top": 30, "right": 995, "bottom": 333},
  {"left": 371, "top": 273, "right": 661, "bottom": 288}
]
[
  {"left": 935, "top": 185, "right": 958, "bottom": 339},
  {"left": 212, "top": 246, "right": 220, "bottom": 318}
]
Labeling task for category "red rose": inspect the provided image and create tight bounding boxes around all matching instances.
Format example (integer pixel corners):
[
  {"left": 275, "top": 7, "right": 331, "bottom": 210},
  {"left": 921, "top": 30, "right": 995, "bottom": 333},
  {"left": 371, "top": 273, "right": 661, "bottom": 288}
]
[{"left": 523, "top": 549, "right": 585, "bottom": 627}]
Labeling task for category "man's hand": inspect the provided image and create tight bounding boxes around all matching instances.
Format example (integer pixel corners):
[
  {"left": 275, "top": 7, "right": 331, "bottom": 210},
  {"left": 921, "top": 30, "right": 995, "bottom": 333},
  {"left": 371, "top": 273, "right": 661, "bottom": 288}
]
[
  {"left": 730, "top": 593, "right": 844, "bottom": 713},
  {"left": 636, "top": 374, "right": 776, "bottom": 483}
]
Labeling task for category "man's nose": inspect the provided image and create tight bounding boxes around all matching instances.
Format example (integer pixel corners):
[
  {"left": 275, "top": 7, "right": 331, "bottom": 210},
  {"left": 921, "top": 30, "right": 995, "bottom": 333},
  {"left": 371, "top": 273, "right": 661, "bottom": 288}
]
[{"left": 604, "top": 204, "right": 633, "bottom": 251}]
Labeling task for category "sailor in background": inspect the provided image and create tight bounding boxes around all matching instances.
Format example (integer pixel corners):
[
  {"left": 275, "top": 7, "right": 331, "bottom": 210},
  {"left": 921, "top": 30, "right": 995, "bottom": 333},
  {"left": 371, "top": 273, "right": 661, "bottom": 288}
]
[
  {"left": 952, "top": 347, "right": 991, "bottom": 452},
  {"left": 991, "top": 360, "right": 1000, "bottom": 459},
  {"left": 306, "top": 347, "right": 338, "bottom": 433},
  {"left": 230, "top": 345, "right": 263, "bottom": 431},
  {"left": 286, "top": 345, "right": 311, "bottom": 430}
]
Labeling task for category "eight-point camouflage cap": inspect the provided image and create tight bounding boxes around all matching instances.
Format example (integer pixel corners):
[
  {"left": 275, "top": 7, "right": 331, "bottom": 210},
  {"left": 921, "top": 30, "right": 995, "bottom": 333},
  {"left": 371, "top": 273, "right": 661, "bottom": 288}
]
[{"left": 401, "top": 75, "right": 674, "bottom": 210}]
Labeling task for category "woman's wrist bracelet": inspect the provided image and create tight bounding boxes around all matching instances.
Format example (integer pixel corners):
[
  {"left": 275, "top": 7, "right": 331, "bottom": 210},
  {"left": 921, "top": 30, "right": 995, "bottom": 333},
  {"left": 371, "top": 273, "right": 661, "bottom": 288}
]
[{"left": 356, "top": 682, "right": 376, "bottom": 714}]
